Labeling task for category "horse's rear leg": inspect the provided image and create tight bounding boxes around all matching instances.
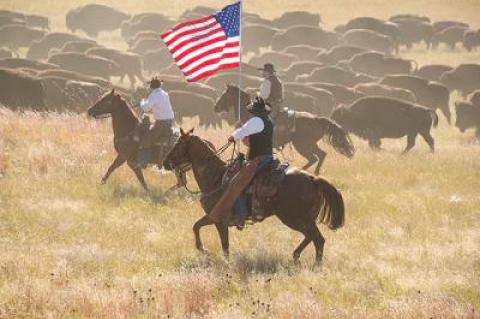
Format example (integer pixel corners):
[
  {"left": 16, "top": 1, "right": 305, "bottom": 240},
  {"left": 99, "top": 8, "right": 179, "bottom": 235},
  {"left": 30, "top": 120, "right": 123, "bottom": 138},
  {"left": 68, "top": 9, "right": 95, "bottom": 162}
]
[
  {"left": 293, "top": 235, "right": 312, "bottom": 264},
  {"left": 313, "top": 148, "right": 327, "bottom": 176},
  {"left": 102, "top": 155, "right": 126, "bottom": 184},
  {"left": 193, "top": 215, "right": 215, "bottom": 253},
  {"left": 309, "top": 224, "right": 326, "bottom": 266},
  {"left": 127, "top": 162, "right": 148, "bottom": 191},
  {"left": 214, "top": 223, "right": 230, "bottom": 258}
]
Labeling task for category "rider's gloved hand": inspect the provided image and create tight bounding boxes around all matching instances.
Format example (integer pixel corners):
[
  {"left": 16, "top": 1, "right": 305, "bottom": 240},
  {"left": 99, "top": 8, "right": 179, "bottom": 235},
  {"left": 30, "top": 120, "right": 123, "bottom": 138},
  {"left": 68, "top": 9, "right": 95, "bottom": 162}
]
[{"left": 228, "top": 136, "right": 235, "bottom": 143}]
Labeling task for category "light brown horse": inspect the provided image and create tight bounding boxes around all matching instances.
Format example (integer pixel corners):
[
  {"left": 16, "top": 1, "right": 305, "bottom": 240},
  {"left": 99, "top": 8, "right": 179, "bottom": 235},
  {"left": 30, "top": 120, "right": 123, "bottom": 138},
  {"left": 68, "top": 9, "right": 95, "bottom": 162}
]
[
  {"left": 214, "top": 84, "right": 356, "bottom": 174},
  {"left": 163, "top": 129, "right": 346, "bottom": 266}
]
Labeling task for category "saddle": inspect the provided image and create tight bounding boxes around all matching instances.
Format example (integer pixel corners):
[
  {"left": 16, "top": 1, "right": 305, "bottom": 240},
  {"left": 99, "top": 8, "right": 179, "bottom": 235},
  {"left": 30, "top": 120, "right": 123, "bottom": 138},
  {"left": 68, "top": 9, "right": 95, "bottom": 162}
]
[{"left": 217, "top": 154, "right": 289, "bottom": 223}]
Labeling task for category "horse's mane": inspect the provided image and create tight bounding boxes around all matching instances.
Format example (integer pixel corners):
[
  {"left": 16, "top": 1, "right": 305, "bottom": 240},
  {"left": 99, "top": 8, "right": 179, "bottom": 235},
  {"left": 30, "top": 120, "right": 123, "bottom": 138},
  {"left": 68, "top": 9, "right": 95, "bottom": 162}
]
[{"left": 116, "top": 94, "right": 139, "bottom": 123}]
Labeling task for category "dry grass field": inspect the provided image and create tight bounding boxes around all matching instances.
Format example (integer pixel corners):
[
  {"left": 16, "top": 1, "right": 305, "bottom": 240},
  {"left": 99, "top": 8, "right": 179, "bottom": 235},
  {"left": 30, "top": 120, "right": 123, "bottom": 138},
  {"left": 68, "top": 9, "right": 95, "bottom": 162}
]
[{"left": 1, "top": 0, "right": 480, "bottom": 318}]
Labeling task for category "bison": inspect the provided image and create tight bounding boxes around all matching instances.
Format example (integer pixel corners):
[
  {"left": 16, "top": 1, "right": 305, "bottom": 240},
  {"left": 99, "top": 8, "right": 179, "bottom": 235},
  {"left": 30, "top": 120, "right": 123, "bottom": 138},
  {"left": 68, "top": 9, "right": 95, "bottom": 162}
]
[
  {"left": 0, "top": 58, "right": 59, "bottom": 71},
  {"left": 431, "top": 26, "right": 468, "bottom": 49},
  {"left": 348, "top": 51, "right": 415, "bottom": 77},
  {"left": 342, "top": 29, "right": 395, "bottom": 54},
  {"left": 27, "top": 32, "right": 83, "bottom": 60},
  {"left": 331, "top": 96, "right": 438, "bottom": 152},
  {"left": 354, "top": 83, "right": 417, "bottom": 102},
  {"left": 463, "top": 29, "right": 480, "bottom": 51},
  {"left": 381, "top": 74, "right": 451, "bottom": 123},
  {"left": 414, "top": 64, "right": 453, "bottom": 82},
  {"left": 272, "top": 11, "right": 320, "bottom": 29},
  {"left": 440, "top": 64, "right": 480, "bottom": 97},
  {"left": 455, "top": 101, "right": 480, "bottom": 139},
  {"left": 0, "top": 68, "right": 46, "bottom": 110},
  {"left": 316, "top": 45, "right": 369, "bottom": 64},
  {"left": 0, "top": 24, "right": 45, "bottom": 51},
  {"left": 86, "top": 47, "right": 144, "bottom": 87},
  {"left": 271, "top": 26, "right": 339, "bottom": 51},
  {"left": 66, "top": 4, "right": 130, "bottom": 37},
  {"left": 48, "top": 52, "right": 120, "bottom": 80}
]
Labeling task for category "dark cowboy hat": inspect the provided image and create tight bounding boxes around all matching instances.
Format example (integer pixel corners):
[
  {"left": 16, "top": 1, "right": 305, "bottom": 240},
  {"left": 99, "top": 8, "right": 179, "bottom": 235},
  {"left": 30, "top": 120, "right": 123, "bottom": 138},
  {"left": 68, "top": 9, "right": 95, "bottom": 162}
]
[
  {"left": 148, "top": 77, "right": 163, "bottom": 89},
  {"left": 257, "top": 63, "right": 276, "bottom": 73},
  {"left": 247, "top": 96, "right": 271, "bottom": 115}
]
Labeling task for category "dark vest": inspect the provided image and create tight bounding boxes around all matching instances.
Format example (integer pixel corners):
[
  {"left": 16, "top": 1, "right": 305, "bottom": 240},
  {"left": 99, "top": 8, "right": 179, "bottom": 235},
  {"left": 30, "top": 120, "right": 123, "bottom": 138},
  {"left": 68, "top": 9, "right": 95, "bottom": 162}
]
[
  {"left": 248, "top": 115, "right": 274, "bottom": 160},
  {"left": 266, "top": 75, "right": 283, "bottom": 103}
]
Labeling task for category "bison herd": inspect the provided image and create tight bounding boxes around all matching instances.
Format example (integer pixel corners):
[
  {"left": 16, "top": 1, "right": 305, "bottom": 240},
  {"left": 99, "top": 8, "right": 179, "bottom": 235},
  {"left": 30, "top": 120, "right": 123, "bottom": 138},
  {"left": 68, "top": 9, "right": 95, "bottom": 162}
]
[{"left": 1, "top": 4, "right": 480, "bottom": 157}]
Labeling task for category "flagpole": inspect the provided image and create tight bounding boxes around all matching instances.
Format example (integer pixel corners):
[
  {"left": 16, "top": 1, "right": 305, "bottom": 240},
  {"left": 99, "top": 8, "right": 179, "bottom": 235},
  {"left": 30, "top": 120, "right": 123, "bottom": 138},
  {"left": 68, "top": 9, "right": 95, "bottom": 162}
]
[{"left": 237, "top": 0, "right": 242, "bottom": 122}]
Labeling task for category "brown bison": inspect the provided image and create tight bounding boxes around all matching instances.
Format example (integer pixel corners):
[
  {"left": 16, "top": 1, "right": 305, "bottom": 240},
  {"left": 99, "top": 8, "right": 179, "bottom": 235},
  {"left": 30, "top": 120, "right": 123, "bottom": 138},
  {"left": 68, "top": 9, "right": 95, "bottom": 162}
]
[
  {"left": 284, "top": 82, "right": 336, "bottom": 115},
  {"left": 25, "top": 14, "right": 49, "bottom": 30},
  {"left": 121, "top": 13, "right": 172, "bottom": 41},
  {"left": 0, "top": 58, "right": 59, "bottom": 71},
  {"left": 341, "top": 29, "right": 395, "bottom": 54},
  {"left": 86, "top": 47, "right": 144, "bottom": 87},
  {"left": 414, "top": 64, "right": 453, "bottom": 82},
  {"left": 432, "top": 26, "right": 468, "bottom": 49},
  {"left": 393, "top": 19, "right": 434, "bottom": 49},
  {"left": 282, "top": 45, "right": 324, "bottom": 61},
  {"left": 316, "top": 45, "right": 369, "bottom": 64},
  {"left": 381, "top": 74, "right": 451, "bottom": 123},
  {"left": 433, "top": 20, "right": 469, "bottom": 33},
  {"left": 205, "top": 72, "right": 262, "bottom": 91},
  {"left": 272, "top": 11, "right": 321, "bottom": 29},
  {"left": 284, "top": 61, "right": 325, "bottom": 81},
  {"left": 354, "top": 83, "right": 417, "bottom": 102},
  {"left": 242, "top": 24, "right": 280, "bottom": 54},
  {"left": 48, "top": 52, "right": 120, "bottom": 80},
  {"left": 389, "top": 14, "right": 430, "bottom": 23},
  {"left": 0, "top": 68, "right": 45, "bottom": 110},
  {"left": 271, "top": 26, "right": 339, "bottom": 51},
  {"left": 340, "top": 17, "right": 400, "bottom": 49},
  {"left": 463, "top": 29, "right": 480, "bottom": 51},
  {"left": 37, "top": 69, "right": 110, "bottom": 88},
  {"left": 60, "top": 40, "right": 98, "bottom": 53},
  {"left": 27, "top": 32, "right": 83, "bottom": 60},
  {"left": 66, "top": 4, "right": 130, "bottom": 37},
  {"left": 310, "top": 82, "right": 364, "bottom": 105},
  {"left": 249, "top": 51, "right": 298, "bottom": 70},
  {"left": 0, "top": 24, "right": 45, "bottom": 50},
  {"left": 331, "top": 96, "right": 438, "bottom": 152},
  {"left": 298, "top": 65, "right": 376, "bottom": 87},
  {"left": 129, "top": 38, "right": 164, "bottom": 55},
  {"left": 348, "top": 51, "right": 416, "bottom": 77},
  {"left": 455, "top": 101, "right": 480, "bottom": 139},
  {"left": 440, "top": 64, "right": 480, "bottom": 97}
]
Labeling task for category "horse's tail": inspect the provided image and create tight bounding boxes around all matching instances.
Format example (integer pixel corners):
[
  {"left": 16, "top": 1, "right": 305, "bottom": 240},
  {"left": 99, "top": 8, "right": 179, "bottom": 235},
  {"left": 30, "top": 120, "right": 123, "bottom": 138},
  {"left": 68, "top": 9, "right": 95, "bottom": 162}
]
[
  {"left": 317, "top": 117, "right": 355, "bottom": 158},
  {"left": 314, "top": 177, "right": 345, "bottom": 230}
]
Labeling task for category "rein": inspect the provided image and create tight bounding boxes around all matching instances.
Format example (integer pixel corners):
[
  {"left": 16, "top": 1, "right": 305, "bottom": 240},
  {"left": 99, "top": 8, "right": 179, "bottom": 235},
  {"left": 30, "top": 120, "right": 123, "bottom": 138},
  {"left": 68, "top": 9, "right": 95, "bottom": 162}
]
[{"left": 178, "top": 140, "right": 235, "bottom": 195}]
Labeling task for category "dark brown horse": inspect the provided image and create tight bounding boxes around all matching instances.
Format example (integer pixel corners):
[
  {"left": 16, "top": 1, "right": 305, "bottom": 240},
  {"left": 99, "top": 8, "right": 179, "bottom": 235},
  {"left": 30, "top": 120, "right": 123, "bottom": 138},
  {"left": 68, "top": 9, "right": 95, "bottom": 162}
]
[
  {"left": 87, "top": 89, "right": 181, "bottom": 191},
  {"left": 214, "top": 84, "right": 355, "bottom": 174},
  {"left": 163, "top": 129, "right": 346, "bottom": 266}
]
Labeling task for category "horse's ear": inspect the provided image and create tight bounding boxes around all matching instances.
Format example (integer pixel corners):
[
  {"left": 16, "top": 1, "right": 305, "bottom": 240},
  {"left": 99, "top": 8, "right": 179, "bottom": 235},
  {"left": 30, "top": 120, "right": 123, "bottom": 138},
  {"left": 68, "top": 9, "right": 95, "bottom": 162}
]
[
  {"left": 188, "top": 128, "right": 194, "bottom": 134},
  {"left": 180, "top": 128, "right": 186, "bottom": 136},
  {"left": 110, "top": 88, "right": 115, "bottom": 95}
]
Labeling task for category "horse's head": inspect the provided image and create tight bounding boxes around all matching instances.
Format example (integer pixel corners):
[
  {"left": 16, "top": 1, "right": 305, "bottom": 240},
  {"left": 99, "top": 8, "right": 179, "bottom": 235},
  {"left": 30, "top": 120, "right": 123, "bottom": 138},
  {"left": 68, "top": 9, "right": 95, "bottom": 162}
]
[
  {"left": 163, "top": 128, "right": 217, "bottom": 171},
  {"left": 214, "top": 83, "right": 236, "bottom": 113},
  {"left": 87, "top": 89, "right": 121, "bottom": 119},
  {"left": 163, "top": 128, "right": 196, "bottom": 171}
]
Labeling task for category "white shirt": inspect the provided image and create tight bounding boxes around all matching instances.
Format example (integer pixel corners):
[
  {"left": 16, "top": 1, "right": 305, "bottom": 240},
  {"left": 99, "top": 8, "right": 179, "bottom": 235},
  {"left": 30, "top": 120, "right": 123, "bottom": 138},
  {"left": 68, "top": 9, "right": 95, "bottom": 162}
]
[
  {"left": 140, "top": 88, "right": 174, "bottom": 120},
  {"left": 232, "top": 116, "right": 264, "bottom": 141},
  {"left": 258, "top": 78, "right": 271, "bottom": 100}
]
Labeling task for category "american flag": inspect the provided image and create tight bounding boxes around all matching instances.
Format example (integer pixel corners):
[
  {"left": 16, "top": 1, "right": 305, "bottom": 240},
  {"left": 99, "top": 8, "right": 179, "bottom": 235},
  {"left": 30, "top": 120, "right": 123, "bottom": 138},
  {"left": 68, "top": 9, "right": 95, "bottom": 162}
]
[{"left": 161, "top": 2, "right": 241, "bottom": 82}]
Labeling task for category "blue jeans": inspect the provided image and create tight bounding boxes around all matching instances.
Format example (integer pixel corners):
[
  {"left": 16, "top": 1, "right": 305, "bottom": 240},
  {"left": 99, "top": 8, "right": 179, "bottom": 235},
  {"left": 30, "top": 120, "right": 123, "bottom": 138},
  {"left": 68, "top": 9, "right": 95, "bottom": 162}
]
[{"left": 233, "top": 155, "right": 273, "bottom": 219}]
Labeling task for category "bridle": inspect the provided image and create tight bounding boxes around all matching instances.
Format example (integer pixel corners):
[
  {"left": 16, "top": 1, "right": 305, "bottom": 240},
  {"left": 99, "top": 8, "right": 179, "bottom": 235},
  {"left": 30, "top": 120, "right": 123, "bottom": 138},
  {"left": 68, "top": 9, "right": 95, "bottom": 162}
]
[{"left": 167, "top": 138, "right": 236, "bottom": 195}]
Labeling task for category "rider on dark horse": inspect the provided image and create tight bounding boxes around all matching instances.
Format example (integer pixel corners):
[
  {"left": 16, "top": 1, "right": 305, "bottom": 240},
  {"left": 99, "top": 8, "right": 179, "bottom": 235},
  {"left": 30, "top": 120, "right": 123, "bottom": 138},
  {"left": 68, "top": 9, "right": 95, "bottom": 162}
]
[
  {"left": 136, "top": 77, "right": 175, "bottom": 168},
  {"left": 258, "top": 63, "right": 283, "bottom": 119},
  {"left": 210, "top": 97, "right": 275, "bottom": 229}
]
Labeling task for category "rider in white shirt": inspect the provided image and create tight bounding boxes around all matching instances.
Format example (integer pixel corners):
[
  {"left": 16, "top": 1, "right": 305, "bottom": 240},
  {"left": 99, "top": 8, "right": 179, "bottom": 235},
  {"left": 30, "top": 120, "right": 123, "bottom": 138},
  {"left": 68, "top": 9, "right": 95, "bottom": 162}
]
[{"left": 136, "top": 77, "right": 175, "bottom": 168}]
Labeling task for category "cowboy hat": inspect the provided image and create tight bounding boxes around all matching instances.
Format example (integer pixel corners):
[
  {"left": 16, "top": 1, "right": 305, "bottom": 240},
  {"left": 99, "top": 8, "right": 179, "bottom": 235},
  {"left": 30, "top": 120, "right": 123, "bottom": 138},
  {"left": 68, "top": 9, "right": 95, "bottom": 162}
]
[{"left": 257, "top": 63, "right": 276, "bottom": 73}]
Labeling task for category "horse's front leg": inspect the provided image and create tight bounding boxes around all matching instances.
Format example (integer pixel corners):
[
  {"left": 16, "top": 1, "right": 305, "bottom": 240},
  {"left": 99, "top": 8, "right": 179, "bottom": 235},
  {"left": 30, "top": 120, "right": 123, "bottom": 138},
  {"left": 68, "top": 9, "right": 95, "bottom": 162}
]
[
  {"left": 193, "top": 215, "right": 215, "bottom": 253},
  {"left": 215, "top": 223, "right": 230, "bottom": 259},
  {"left": 102, "top": 155, "right": 126, "bottom": 184}
]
